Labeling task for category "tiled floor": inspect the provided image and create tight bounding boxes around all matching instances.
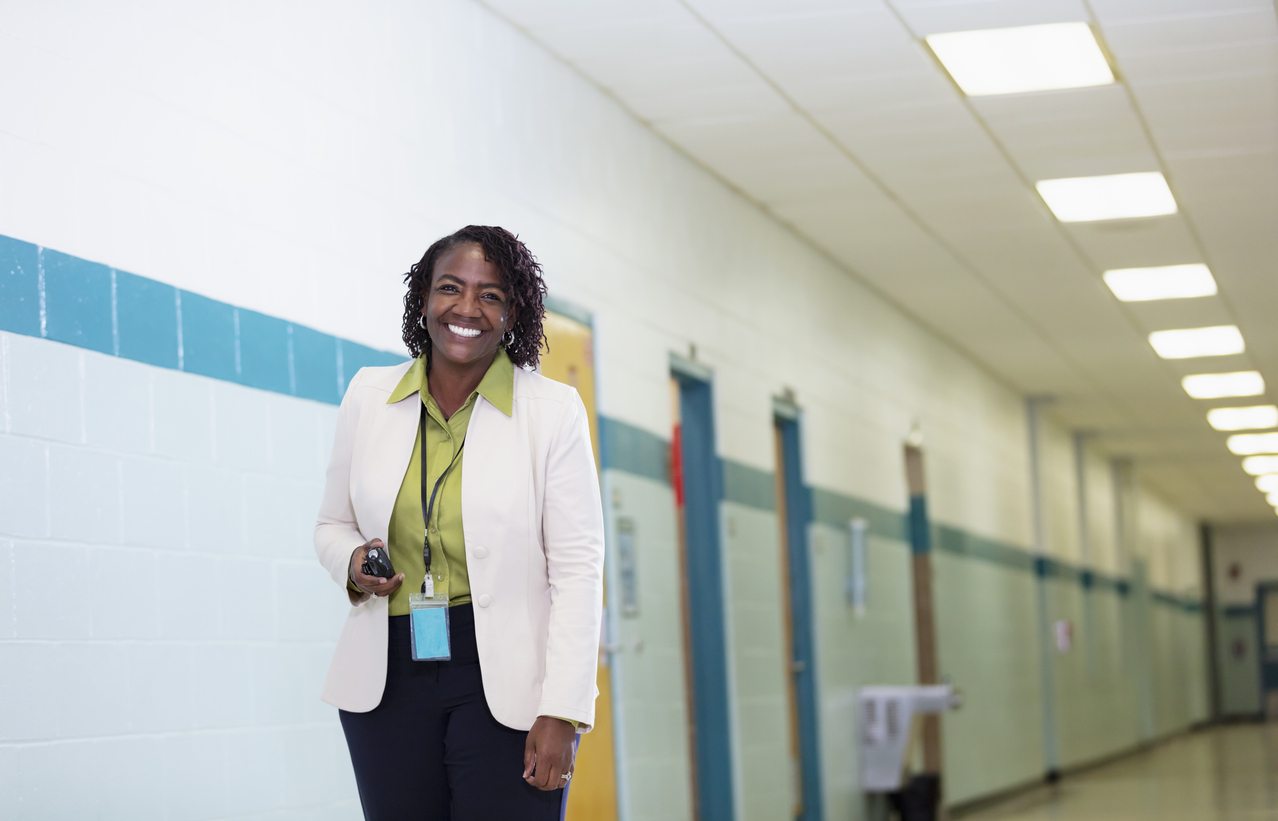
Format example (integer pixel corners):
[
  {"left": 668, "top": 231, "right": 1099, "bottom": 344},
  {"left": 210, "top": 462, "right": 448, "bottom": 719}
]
[{"left": 961, "top": 723, "right": 1278, "bottom": 821}]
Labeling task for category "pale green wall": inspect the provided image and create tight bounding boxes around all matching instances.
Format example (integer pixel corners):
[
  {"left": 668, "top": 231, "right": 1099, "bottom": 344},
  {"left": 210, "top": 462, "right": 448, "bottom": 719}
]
[
  {"left": 1048, "top": 581, "right": 1141, "bottom": 768},
  {"left": 933, "top": 550, "right": 1045, "bottom": 804},
  {"left": 721, "top": 501, "right": 793, "bottom": 821},
  {"left": 604, "top": 469, "right": 696, "bottom": 821}
]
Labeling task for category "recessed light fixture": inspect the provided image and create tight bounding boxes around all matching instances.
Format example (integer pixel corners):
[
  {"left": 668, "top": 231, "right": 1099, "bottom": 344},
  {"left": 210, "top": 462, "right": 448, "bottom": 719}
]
[
  {"left": 926, "top": 22, "right": 1114, "bottom": 96},
  {"left": 1257, "top": 474, "right": 1278, "bottom": 493},
  {"left": 1208, "top": 405, "right": 1278, "bottom": 431},
  {"left": 1036, "top": 172, "right": 1177, "bottom": 222},
  {"left": 1183, "top": 372, "right": 1265, "bottom": 399},
  {"left": 1149, "top": 326, "right": 1244, "bottom": 359},
  {"left": 1243, "top": 455, "right": 1278, "bottom": 475},
  {"left": 1102, "top": 264, "right": 1217, "bottom": 302},
  {"left": 1227, "top": 433, "right": 1278, "bottom": 455}
]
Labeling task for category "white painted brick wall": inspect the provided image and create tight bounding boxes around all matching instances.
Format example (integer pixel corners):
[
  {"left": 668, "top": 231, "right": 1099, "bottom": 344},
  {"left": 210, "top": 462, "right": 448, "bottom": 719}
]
[{"left": 0, "top": 331, "right": 357, "bottom": 820}]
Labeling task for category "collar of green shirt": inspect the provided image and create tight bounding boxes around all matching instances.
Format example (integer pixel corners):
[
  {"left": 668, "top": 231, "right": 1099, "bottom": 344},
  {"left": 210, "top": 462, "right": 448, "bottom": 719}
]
[{"left": 386, "top": 348, "right": 515, "bottom": 417}]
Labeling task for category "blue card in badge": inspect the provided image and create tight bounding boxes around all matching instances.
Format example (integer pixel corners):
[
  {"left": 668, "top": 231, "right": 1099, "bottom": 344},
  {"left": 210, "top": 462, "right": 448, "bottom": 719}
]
[{"left": 408, "top": 593, "right": 450, "bottom": 661}]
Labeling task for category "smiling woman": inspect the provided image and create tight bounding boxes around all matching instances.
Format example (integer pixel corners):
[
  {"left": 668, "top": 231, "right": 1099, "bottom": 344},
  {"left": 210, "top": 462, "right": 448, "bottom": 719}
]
[{"left": 315, "top": 225, "right": 605, "bottom": 820}]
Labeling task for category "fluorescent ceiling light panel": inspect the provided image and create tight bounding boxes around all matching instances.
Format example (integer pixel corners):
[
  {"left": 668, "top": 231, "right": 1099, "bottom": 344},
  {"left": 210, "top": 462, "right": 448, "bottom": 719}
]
[
  {"left": 1036, "top": 172, "right": 1177, "bottom": 222},
  {"left": 1243, "top": 455, "right": 1278, "bottom": 475},
  {"left": 1208, "top": 405, "right": 1278, "bottom": 431},
  {"left": 1267, "top": 491, "right": 1278, "bottom": 507},
  {"left": 1149, "top": 326, "right": 1244, "bottom": 359},
  {"left": 1228, "top": 433, "right": 1278, "bottom": 455},
  {"left": 926, "top": 22, "right": 1113, "bottom": 96},
  {"left": 1257, "top": 474, "right": 1278, "bottom": 493},
  {"left": 1183, "top": 371, "right": 1265, "bottom": 399},
  {"left": 1103, "top": 264, "right": 1217, "bottom": 302}
]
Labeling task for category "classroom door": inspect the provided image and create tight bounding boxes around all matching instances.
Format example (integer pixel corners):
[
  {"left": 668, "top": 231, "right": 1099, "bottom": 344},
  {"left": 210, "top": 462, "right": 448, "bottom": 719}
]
[
  {"left": 540, "top": 310, "right": 619, "bottom": 821},
  {"left": 671, "top": 370, "right": 735, "bottom": 821},
  {"left": 774, "top": 416, "right": 822, "bottom": 821}
]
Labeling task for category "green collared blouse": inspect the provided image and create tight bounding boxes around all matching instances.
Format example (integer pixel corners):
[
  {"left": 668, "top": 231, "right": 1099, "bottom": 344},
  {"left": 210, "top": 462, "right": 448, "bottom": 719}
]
[{"left": 383, "top": 349, "right": 514, "bottom": 617}]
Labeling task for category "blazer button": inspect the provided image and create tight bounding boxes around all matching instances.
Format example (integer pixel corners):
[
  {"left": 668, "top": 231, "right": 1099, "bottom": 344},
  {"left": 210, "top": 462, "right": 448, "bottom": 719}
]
[
  {"left": 473, "top": 546, "right": 489, "bottom": 559},
  {"left": 477, "top": 594, "right": 492, "bottom": 608}
]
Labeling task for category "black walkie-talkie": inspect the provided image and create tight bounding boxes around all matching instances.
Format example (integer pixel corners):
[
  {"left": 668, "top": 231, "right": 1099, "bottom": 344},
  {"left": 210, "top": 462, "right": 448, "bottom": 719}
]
[{"left": 362, "top": 545, "right": 395, "bottom": 579}]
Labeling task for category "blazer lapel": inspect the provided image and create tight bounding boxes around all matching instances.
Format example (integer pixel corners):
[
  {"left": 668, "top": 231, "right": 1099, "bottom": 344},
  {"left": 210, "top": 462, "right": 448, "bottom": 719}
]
[{"left": 356, "top": 394, "right": 420, "bottom": 543}]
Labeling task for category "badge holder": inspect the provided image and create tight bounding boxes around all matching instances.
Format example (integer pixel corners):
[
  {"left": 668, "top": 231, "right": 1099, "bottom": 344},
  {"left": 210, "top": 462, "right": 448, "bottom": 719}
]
[{"left": 408, "top": 577, "right": 450, "bottom": 662}]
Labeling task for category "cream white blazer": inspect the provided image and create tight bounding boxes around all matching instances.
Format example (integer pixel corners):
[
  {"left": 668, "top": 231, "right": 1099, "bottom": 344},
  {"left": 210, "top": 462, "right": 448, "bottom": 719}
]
[{"left": 314, "top": 360, "right": 605, "bottom": 731}]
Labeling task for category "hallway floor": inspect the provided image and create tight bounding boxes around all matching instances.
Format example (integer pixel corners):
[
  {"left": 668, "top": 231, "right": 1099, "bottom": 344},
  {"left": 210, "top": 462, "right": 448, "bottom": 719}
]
[{"left": 961, "top": 723, "right": 1278, "bottom": 821}]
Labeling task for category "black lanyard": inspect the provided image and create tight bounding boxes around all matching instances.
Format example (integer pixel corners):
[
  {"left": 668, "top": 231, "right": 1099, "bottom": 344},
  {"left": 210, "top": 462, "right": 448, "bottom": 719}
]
[{"left": 420, "top": 402, "right": 465, "bottom": 595}]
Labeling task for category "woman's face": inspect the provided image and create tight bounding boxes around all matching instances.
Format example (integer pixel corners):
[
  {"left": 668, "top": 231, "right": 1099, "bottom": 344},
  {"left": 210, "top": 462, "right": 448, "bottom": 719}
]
[{"left": 422, "top": 243, "right": 513, "bottom": 369}]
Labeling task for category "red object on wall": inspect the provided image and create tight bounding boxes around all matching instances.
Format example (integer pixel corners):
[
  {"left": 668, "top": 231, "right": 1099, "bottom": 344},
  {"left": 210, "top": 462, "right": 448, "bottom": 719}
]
[
  {"left": 1233, "top": 638, "right": 1248, "bottom": 660},
  {"left": 1229, "top": 562, "right": 1242, "bottom": 581}
]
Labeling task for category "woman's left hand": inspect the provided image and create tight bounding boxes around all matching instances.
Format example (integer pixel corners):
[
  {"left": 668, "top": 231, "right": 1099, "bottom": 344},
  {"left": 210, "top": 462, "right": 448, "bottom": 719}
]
[{"left": 522, "top": 716, "right": 576, "bottom": 791}]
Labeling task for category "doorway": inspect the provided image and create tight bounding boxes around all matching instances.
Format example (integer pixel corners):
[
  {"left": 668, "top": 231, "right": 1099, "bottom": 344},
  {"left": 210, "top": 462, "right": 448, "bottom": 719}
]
[
  {"left": 671, "top": 367, "right": 735, "bottom": 821},
  {"left": 540, "top": 309, "right": 619, "bottom": 821},
  {"left": 774, "top": 411, "right": 823, "bottom": 821}
]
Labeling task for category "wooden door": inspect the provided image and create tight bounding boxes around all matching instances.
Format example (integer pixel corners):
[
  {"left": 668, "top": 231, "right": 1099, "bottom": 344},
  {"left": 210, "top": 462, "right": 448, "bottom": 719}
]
[{"left": 539, "top": 310, "right": 618, "bottom": 821}]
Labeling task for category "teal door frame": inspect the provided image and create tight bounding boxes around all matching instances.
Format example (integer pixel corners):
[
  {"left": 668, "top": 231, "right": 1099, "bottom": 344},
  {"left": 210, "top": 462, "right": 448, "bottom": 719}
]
[
  {"left": 776, "top": 413, "right": 824, "bottom": 821},
  {"left": 674, "top": 368, "right": 735, "bottom": 821}
]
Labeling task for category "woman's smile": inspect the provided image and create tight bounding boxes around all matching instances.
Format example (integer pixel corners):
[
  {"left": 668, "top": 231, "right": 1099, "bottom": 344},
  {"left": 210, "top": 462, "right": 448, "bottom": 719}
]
[{"left": 446, "top": 323, "right": 483, "bottom": 339}]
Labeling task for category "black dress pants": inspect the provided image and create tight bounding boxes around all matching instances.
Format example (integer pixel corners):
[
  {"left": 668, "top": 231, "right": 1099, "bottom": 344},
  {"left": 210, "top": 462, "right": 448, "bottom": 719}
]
[{"left": 340, "top": 605, "right": 565, "bottom": 821}]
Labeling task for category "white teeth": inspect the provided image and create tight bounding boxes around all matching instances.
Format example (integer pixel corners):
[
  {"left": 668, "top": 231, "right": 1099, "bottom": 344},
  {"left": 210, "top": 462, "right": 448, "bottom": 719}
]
[{"left": 447, "top": 324, "right": 481, "bottom": 338}]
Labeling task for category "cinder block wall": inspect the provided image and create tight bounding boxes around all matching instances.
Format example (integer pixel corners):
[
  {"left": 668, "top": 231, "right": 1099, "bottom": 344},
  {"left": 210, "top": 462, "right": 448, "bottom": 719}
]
[{"left": 0, "top": 330, "right": 356, "bottom": 819}]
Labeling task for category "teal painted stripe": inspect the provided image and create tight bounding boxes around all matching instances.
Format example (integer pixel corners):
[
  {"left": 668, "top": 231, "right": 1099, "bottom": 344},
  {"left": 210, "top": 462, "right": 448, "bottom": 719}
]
[
  {"left": 0, "top": 234, "right": 406, "bottom": 403},
  {"left": 721, "top": 459, "right": 775, "bottom": 511},
  {"left": 1223, "top": 604, "right": 1257, "bottom": 618},
  {"left": 599, "top": 416, "right": 669, "bottom": 485},
  {"left": 810, "top": 488, "right": 907, "bottom": 541},
  {"left": 936, "top": 525, "right": 1036, "bottom": 572},
  {"left": 1152, "top": 590, "right": 1205, "bottom": 612}
]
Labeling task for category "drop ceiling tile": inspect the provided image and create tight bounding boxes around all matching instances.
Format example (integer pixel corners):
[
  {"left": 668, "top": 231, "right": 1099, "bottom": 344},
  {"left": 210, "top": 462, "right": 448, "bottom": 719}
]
[
  {"left": 481, "top": 0, "right": 684, "bottom": 29},
  {"left": 891, "top": 0, "right": 1091, "bottom": 37},
  {"left": 1101, "top": 8, "right": 1278, "bottom": 56},
  {"left": 1116, "top": 40, "right": 1278, "bottom": 84},
  {"left": 789, "top": 70, "right": 957, "bottom": 118},
  {"left": 1090, "top": 0, "right": 1269, "bottom": 24},
  {"left": 695, "top": 4, "right": 925, "bottom": 81}
]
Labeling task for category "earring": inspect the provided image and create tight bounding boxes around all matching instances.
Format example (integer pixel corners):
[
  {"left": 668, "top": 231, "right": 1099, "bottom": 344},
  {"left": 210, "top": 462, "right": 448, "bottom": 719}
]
[
  {"left": 418, "top": 315, "right": 426, "bottom": 330},
  {"left": 502, "top": 330, "right": 515, "bottom": 347}
]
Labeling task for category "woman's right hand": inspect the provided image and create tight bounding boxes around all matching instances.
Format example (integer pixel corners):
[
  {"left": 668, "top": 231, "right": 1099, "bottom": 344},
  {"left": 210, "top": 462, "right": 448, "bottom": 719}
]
[{"left": 349, "top": 539, "right": 404, "bottom": 597}]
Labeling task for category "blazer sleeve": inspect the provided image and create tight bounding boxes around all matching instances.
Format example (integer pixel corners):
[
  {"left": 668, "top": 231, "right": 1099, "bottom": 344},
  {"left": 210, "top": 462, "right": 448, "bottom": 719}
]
[
  {"left": 536, "top": 390, "right": 606, "bottom": 729},
  {"left": 315, "top": 368, "right": 373, "bottom": 606}
]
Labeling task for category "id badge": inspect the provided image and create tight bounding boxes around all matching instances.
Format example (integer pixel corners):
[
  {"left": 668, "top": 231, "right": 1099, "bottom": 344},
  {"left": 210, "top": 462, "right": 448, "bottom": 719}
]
[{"left": 408, "top": 592, "right": 451, "bottom": 661}]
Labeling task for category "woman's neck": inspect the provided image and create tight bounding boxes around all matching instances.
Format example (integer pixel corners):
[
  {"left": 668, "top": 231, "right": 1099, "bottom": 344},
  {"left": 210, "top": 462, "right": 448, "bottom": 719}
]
[{"left": 428, "top": 347, "right": 497, "bottom": 419}]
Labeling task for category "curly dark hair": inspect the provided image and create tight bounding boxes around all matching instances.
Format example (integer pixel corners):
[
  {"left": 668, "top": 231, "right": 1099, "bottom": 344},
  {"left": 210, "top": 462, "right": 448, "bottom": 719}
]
[{"left": 401, "top": 226, "right": 547, "bottom": 369}]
